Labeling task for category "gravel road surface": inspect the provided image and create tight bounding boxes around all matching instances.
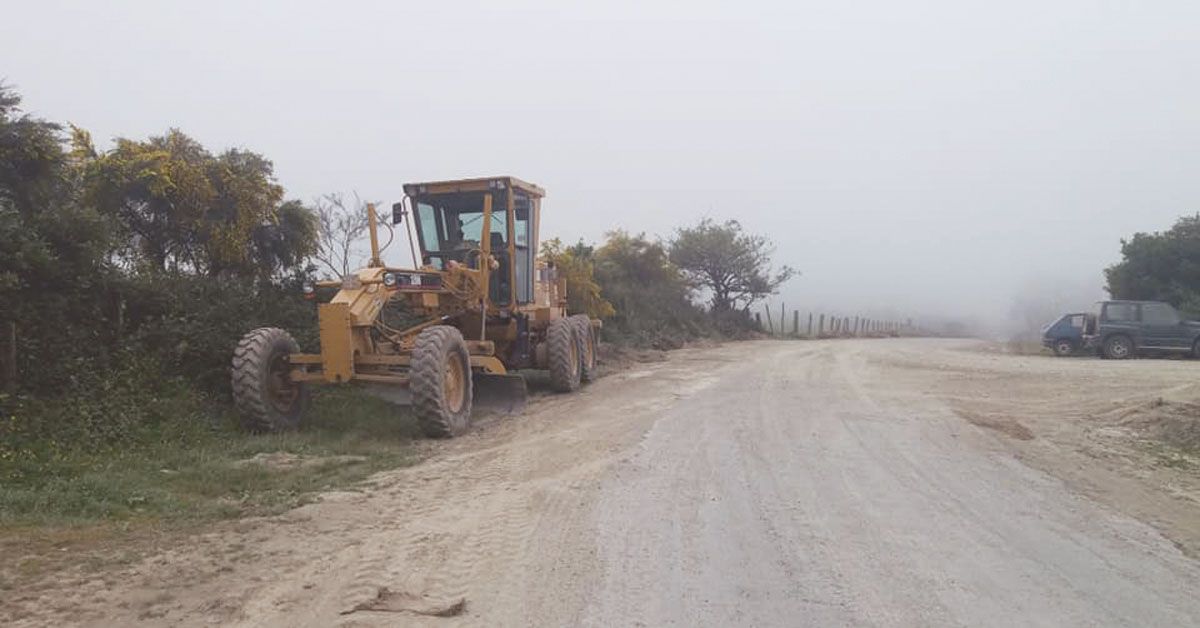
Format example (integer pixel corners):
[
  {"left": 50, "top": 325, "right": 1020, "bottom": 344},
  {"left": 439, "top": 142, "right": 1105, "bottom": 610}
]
[{"left": 9, "top": 339, "right": 1200, "bottom": 627}]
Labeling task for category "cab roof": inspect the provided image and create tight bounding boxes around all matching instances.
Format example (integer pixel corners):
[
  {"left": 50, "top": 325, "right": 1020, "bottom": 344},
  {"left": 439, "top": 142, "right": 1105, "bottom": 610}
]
[{"left": 402, "top": 176, "right": 545, "bottom": 198}]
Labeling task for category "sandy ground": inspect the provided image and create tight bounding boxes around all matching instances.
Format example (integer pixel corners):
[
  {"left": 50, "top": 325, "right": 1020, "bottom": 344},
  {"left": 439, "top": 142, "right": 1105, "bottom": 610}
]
[{"left": 5, "top": 338, "right": 1200, "bottom": 627}]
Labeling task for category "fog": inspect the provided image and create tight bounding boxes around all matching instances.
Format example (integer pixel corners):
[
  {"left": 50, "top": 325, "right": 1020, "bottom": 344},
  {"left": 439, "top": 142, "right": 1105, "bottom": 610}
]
[{"left": 4, "top": 0, "right": 1198, "bottom": 332}]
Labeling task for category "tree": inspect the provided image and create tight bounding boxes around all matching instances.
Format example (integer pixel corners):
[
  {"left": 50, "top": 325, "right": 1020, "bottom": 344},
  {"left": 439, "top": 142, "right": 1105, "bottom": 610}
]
[
  {"left": 76, "top": 128, "right": 315, "bottom": 278},
  {"left": 668, "top": 218, "right": 796, "bottom": 312},
  {"left": 0, "top": 85, "right": 121, "bottom": 391},
  {"left": 592, "top": 231, "right": 706, "bottom": 347},
  {"left": 541, "top": 238, "right": 615, "bottom": 319},
  {"left": 1105, "top": 214, "right": 1200, "bottom": 315},
  {"left": 252, "top": 199, "right": 319, "bottom": 279}
]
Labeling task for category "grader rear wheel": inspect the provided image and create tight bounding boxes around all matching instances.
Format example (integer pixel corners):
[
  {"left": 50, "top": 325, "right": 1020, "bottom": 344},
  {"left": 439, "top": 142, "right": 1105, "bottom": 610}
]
[
  {"left": 548, "top": 317, "right": 581, "bottom": 392},
  {"left": 411, "top": 325, "right": 473, "bottom": 438},
  {"left": 569, "top": 314, "right": 597, "bottom": 383},
  {"left": 231, "top": 327, "right": 308, "bottom": 432}
]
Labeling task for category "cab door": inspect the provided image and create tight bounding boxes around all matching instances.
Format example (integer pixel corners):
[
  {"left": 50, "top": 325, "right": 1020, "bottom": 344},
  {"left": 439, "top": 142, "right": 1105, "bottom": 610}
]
[
  {"left": 1140, "top": 302, "right": 1188, "bottom": 349},
  {"left": 512, "top": 192, "right": 537, "bottom": 304}
]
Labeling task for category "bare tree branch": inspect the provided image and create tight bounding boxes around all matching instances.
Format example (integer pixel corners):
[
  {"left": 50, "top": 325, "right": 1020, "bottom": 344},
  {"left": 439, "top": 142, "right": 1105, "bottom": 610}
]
[{"left": 312, "top": 193, "right": 374, "bottom": 278}]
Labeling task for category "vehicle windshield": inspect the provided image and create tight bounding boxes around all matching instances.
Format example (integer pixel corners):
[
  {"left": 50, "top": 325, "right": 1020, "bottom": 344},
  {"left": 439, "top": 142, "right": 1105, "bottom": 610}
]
[{"left": 413, "top": 192, "right": 507, "bottom": 268}]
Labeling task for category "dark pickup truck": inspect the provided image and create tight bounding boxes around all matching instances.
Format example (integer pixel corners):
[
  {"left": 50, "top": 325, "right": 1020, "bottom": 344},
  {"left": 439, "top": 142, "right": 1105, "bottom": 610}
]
[{"left": 1083, "top": 300, "right": 1200, "bottom": 359}]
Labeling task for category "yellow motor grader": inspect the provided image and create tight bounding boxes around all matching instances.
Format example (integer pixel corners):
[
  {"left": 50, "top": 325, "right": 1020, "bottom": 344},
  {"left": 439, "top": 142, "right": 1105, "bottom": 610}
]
[{"left": 231, "top": 176, "right": 599, "bottom": 438}]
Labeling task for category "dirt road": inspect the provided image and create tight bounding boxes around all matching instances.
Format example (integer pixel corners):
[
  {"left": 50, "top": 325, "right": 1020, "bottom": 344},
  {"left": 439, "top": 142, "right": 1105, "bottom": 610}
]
[{"left": 9, "top": 339, "right": 1200, "bottom": 626}]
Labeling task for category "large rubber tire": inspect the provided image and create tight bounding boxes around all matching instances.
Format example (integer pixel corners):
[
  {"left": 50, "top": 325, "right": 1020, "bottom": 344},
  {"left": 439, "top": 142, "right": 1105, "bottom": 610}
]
[
  {"left": 231, "top": 327, "right": 308, "bottom": 432},
  {"left": 1103, "top": 334, "right": 1133, "bottom": 360},
  {"left": 1052, "top": 338, "right": 1075, "bottom": 357},
  {"left": 411, "top": 326, "right": 473, "bottom": 438},
  {"left": 547, "top": 317, "right": 581, "bottom": 392},
  {"left": 569, "top": 314, "right": 598, "bottom": 383}
]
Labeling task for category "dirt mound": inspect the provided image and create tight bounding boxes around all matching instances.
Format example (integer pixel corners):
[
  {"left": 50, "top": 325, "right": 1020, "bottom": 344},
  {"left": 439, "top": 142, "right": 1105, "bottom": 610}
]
[
  {"left": 597, "top": 343, "right": 668, "bottom": 367},
  {"left": 954, "top": 408, "right": 1035, "bottom": 440},
  {"left": 1117, "top": 399, "right": 1200, "bottom": 452}
]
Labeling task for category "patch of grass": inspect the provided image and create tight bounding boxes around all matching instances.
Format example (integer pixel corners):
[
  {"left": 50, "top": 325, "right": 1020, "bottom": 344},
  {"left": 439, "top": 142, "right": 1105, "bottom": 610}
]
[{"left": 0, "top": 386, "right": 421, "bottom": 530}]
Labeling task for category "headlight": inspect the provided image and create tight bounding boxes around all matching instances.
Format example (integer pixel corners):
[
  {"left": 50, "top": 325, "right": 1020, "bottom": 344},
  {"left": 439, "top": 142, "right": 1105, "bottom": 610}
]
[
  {"left": 382, "top": 272, "right": 397, "bottom": 287},
  {"left": 302, "top": 283, "right": 315, "bottom": 300}
]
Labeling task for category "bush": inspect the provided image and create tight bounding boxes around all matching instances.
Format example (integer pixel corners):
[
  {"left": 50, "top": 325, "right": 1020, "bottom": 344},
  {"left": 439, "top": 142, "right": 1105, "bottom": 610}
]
[
  {"left": 0, "top": 84, "right": 322, "bottom": 459},
  {"left": 593, "top": 231, "right": 713, "bottom": 349},
  {"left": 118, "top": 273, "right": 318, "bottom": 394},
  {"left": 541, "top": 238, "right": 615, "bottom": 319}
]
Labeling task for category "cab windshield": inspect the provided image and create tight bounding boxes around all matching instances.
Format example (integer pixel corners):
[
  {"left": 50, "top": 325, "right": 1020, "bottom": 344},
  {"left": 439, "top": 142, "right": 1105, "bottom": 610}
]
[{"left": 413, "top": 192, "right": 507, "bottom": 269}]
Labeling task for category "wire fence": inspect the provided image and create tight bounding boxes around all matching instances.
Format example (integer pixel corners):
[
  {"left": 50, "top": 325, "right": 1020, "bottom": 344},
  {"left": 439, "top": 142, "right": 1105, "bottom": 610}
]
[{"left": 756, "top": 305, "right": 914, "bottom": 338}]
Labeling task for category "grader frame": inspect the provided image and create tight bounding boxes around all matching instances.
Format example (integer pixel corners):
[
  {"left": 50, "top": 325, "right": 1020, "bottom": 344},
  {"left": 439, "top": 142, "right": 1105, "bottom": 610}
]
[{"left": 231, "top": 176, "right": 599, "bottom": 438}]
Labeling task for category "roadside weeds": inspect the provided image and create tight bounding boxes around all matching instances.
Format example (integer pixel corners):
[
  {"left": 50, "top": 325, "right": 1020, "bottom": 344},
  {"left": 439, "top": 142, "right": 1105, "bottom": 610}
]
[{"left": 0, "top": 387, "right": 422, "bottom": 589}]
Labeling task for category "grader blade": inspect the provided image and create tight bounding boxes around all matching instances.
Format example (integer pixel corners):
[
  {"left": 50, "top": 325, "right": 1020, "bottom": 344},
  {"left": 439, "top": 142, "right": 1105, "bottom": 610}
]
[{"left": 472, "top": 373, "right": 528, "bottom": 415}]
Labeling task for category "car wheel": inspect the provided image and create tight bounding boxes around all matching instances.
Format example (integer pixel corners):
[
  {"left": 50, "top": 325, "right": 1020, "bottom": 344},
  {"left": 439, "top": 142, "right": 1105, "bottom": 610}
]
[
  {"left": 1052, "top": 338, "right": 1075, "bottom": 357},
  {"left": 1103, "top": 334, "right": 1133, "bottom": 360}
]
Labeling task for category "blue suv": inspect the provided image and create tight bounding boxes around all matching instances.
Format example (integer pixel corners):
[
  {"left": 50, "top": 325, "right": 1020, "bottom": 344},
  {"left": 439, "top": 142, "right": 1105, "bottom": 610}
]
[
  {"left": 1042, "top": 313, "right": 1086, "bottom": 356},
  {"left": 1084, "top": 300, "right": 1200, "bottom": 359}
]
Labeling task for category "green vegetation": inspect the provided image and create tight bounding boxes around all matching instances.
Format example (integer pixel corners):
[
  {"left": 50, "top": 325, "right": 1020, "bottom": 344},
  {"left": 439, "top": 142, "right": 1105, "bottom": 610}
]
[
  {"left": 593, "top": 231, "right": 713, "bottom": 347},
  {"left": 1, "top": 387, "right": 418, "bottom": 528},
  {"left": 670, "top": 218, "right": 796, "bottom": 313},
  {"left": 0, "top": 84, "right": 414, "bottom": 532},
  {"left": 541, "top": 238, "right": 616, "bottom": 320},
  {"left": 1105, "top": 214, "right": 1200, "bottom": 315},
  {"left": 546, "top": 223, "right": 795, "bottom": 348}
]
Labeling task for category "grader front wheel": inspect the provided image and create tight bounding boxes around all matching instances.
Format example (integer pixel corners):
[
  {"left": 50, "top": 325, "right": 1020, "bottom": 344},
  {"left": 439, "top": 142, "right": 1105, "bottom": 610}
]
[
  {"left": 231, "top": 327, "right": 309, "bottom": 432},
  {"left": 411, "top": 325, "right": 474, "bottom": 438}
]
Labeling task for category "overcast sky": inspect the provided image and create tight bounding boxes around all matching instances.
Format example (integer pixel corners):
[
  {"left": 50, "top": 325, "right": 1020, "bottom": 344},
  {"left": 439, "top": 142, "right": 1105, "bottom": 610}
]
[{"left": 4, "top": 0, "right": 1198, "bottom": 329}]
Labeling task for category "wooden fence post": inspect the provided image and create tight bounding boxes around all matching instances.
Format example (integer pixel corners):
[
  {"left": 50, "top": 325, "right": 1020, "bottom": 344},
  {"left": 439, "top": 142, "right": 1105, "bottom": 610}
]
[
  {"left": 764, "top": 305, "right": 774, "bottom": 334},
  {"left": 807, "top": 313, "right": 813, "bottom": 337},
  {"left": 793, "top": 310, "right": 799, "bottom": 337},
  {"left": 818, "top": 314, "right": 825, "bottom": 336}
]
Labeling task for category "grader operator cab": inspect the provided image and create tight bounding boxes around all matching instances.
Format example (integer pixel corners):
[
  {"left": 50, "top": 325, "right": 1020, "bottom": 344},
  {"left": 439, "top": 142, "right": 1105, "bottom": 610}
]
[{"left": 231, "top": 176, "right": 599, "bottom": 438}]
